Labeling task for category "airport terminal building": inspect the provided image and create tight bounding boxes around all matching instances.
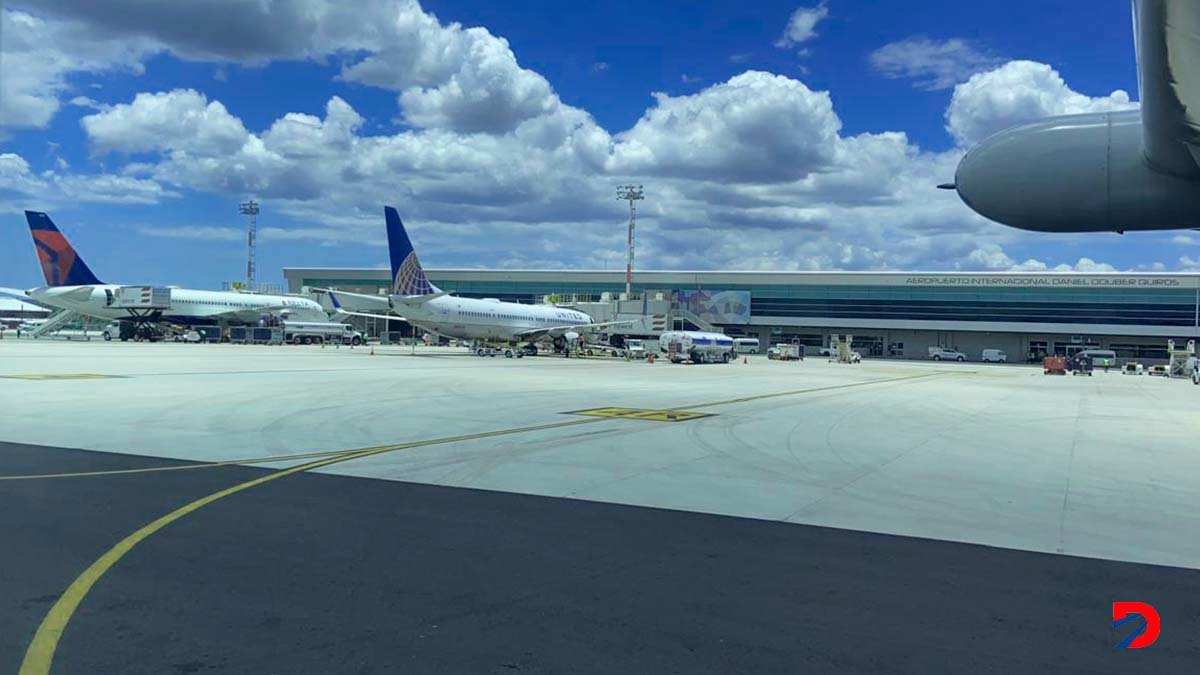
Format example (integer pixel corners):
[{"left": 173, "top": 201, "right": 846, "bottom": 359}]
[{"left": 285, "top": 268, "right": 1200, "bottom": 361}]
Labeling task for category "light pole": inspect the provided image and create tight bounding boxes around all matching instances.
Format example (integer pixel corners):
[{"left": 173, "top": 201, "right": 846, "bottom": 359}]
[
  {"left": 239, "top": 200, "right": 259, "bottom": 290},
  {"left": 616, "top": 185, "right": 644, "bottom": 298}
]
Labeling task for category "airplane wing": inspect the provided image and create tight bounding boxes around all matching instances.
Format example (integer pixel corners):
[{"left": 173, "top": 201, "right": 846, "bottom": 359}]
[
  {"left": 313, "top": 287, "right": 391, "bottom": 305},
  {"left": 1135, "top": 0, "right": 1200, "bottom": 176},
  {"left": 515, "top": 318, "right": 637, "bottom": 340},
  {"left": 327, "top": 290, "right": 406, "bottom": 322},
  {"left": 332, "top": 308, "right": 407, "bottom": 321},
  {"left": 208, "top": 304, "right": 293, "bottom": 323}
]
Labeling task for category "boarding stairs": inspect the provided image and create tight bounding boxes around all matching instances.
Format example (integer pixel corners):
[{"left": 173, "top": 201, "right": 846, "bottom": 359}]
[
  {"left": 29, "top": 309, "right": 80, "bottom": 337},
  {"left": 671, "top": 306, "right": 719, "bottom": 333}
]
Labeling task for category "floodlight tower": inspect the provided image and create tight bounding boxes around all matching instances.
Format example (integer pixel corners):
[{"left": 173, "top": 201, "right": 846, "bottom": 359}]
[
  {"left": 239, "top": 199, "right": 259, "bottom": 290},
  {"left": 616, "top": 184, "right": 644, "bottom": 298}
]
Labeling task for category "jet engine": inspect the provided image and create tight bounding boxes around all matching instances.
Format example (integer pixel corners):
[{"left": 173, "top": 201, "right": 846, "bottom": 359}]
[{"left": 945, "top": 110, "right": 1200, "bottom": 233}]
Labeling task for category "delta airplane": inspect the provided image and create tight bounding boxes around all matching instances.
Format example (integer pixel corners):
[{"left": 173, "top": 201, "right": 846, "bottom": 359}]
[
  {"left": 23, "top": 210, "right": 328, "bottom": 328},
  {"left": 326, "top": 207, "right": 632, "bottom": 355}
]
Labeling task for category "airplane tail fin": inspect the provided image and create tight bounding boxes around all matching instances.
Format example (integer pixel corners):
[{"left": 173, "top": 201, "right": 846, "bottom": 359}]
[
  {"left": 25, "top": 211, "right": 104, "bottom": 287},
  {"left": 384, "top": 206, "right": 440, "bottom": 296}
]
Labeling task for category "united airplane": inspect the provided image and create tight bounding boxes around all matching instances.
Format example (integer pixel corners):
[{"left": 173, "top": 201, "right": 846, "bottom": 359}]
[{"left": 326, "top": 207, "right": 632, "bottom": 355}]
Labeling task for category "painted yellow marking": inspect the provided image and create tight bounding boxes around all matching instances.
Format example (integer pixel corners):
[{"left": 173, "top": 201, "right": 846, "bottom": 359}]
[
  {"left": 681, "top": 371, "right": 949, "bottom": 410},
  {"left": 568, "top": 407, "right": 711, "bottom": 422},
  {"left": 18, "top": 370, "right": 954, "bottom": 674},
  {"left": 4, "top": 372, "right": 953, "bottom": 482},
  {"left": 0, "top": 374, "right": 122, "bottom": 381},
  {"left": 567, "top": 372, "right": 950, "bottom": 423},
  {"left": 16, "top": 416, "right": 605, "bottom": 675}
]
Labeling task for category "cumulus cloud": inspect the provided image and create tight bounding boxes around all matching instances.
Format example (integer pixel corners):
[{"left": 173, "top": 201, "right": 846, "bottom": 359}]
[
  {"left": 607, "top": 71, "right": 840, "bottom": 183},
  {"left": 68, "top": 66, "right": 1134, "bottom": 273},
  {"left": 0, "top": 152, "right": 175, "bottom": 210},
  {"left": 5, "top": 0, "right": 1158, "bottom": 273},
  {"left": 945, "top": 60, "right": 1137, "bottom": 146},
  {"left": 0, "top": 9, "right": 156, "bottom": 132},
  {"left": 12, "top": 0, "right": 571, "bottom": 136},
  {"left": 775, "top": 3, "right": 829, "bottom": 48},
  {"left": 139, "top": 225, "right": 244, "bottom": 241},
  {"left": 964, "top": 243, "right": 1123, "bottom": 273},
  {"left": 870, "top": 36, "right": 1002, "bottom": 91},
  {"left": 82, "top": 89, "right": 250, "bottom": 155}
]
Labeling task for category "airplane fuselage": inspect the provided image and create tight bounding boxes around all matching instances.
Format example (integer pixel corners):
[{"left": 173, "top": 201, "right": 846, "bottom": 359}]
[
  {"left": 399, "top": 294, "right": 592, "bottom": 342},
  {"left": 28, "top": 285, "right": 327, "bottom": 325}
]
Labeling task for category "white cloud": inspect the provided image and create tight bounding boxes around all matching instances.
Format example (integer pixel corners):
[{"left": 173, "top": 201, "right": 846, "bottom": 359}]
[
  {"left": 945, "top": 60, "right": 1137, "bottom": 146},
  {"left": 965, "top": 243, "right": 1015, "bottom": 270},
  {"left": 0, "top": 9, "right": 156, "bottom": 132},
  {"left": 775, "top": 3, "right": 829, "bottom": 48},
  {"left": 7, "top": 0, "right": 1162, "bottom": 274},
  {"left": 71, "top": 69, "right": 1133, "bottom": 273},
  {"left": 869, "top": 36, "right": 1002, "bottom": 91},
  {"left": 1170, "top": 234, "right": 1200, "bottom": 246},
  {"left": 961, "top": 243, "right": 1128, "bottom": 273},
  {"left": 607, "top": 71, "right": 840, "bottom": 183},
  {"left": 0, "top": 152, "right": 175, "bottom": 210},
  {"left": 16, "top": 0, "right": 571, "bottom": 136},
  {"left": 82, "top": 89, "right": 250, "bottom": 155},
  {"left": 1179, "top": 256, "right": 1200, "bottom": 271},
  {"left": 139, "top": 225, "right": 244, "bottom": 241}
]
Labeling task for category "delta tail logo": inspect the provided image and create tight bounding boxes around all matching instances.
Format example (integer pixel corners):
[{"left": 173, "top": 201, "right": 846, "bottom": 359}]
[
  {"left": 25, "top": 211, "right": 104, "bottom": 288},
  {"left": 32, "top": 229, "right": 79, "bottom": 287}
]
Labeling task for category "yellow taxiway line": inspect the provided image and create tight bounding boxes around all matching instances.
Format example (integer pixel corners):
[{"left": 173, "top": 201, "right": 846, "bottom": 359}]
[{"left": 17, "top": 370, "right": 952, "bottom": 674}]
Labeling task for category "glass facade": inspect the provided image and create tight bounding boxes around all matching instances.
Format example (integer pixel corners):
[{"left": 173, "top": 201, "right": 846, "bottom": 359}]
[{"left": 295, "top": 271, "right": 1200, "bottom": 331}]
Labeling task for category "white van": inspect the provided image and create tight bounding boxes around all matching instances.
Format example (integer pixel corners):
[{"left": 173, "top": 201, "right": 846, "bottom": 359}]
[
  {"left": 981, "top": 349, "right": 1007, "bottom": 363},
  {"left": 732, "top": 337, "right": 760, "bottom": 354}
]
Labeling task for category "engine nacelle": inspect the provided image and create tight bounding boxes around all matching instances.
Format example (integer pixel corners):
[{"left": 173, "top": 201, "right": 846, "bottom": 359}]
[
  {"left": 952, "top": 110, "right": 1200, "bottom": 232},
  {"left": 563, "top": 331, "right": 580, "bottom": 343}
]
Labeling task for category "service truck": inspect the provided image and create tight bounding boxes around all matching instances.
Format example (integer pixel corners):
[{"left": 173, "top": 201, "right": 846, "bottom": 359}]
[
  {"left": 659, "top": 330, "right": 735, "bottom": 364},
  {"left": 282, "top": 321, "right": 364, "bottom": 345}
]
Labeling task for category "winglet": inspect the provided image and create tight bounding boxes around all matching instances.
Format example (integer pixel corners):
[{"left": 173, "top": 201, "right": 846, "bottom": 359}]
[
  {"left": 25, "top": 211, "right": 104, "bottom": 287},
  {"left": 384, "top": 206, "right": 440, "bottom": 296}
]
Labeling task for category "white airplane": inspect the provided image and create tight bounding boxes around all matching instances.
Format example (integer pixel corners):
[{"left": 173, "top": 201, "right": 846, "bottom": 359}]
[
  {"left": 326, "top": 207, "right": 633, "bottom": 356},
  {"left": 24, "top": 210, "right": 328, "bottom": 328}
]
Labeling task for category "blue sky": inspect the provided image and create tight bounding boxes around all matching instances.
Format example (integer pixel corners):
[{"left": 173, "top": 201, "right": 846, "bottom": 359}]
[{"left": 2, "top": 0, "right": 1193, "bottom": 290}]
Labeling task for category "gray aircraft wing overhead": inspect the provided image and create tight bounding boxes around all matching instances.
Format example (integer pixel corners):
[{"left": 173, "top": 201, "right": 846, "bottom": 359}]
[
  {"left": 1136, "top": 0, "right": 1200, "bottom": 177},
  {"left": 945, "top": 0, "right": 1200, "bottom": 233}
]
